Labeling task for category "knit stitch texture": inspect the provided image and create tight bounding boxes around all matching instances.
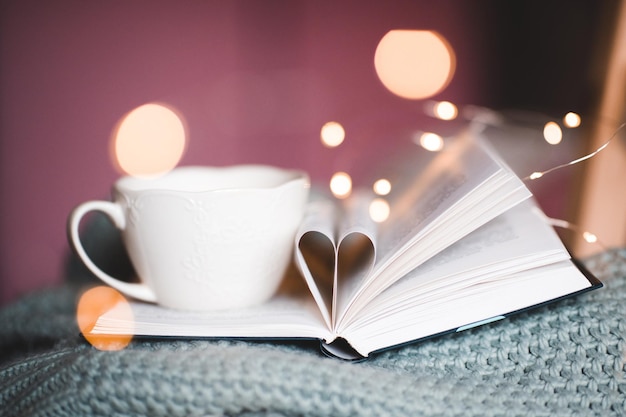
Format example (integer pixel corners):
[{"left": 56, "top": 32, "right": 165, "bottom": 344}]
[{"left": 1, "top": 249, "right": 625, "bottom": 417}]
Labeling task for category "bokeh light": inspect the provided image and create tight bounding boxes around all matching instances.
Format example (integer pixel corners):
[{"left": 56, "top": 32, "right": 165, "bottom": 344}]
[
  {"left": 543, "top": 121, "right": 563, "bottom": 145},
  {"left": 320, "top": 121, "right": 346, "bottom": 148},
  {"left": 369, "top": 198, "right": 391, "bottom": 223},
  {"left": 373, "top": 178, "right": 392, "bottom": 196},
  {"left": 414, "top": 132, "right": 445, "bottom": 152},
  {"left": 330, "top": 172, "right": 352, "bottom": 199},
  {"left": 76, "top": 286, "right": 134, "bottom": 351},
  {"left": 563, "top": 112, "right": 581, "bottom": 128},
  {"left": 433, "top": 101, "right": 458, "bottom": 120},
  {"left": 374, "top": 30, "right": 456, "bottom": 100},
  {"left": 583, "top": 231, "right": 598, "bottom": 243},
  {"left": 112, "top": 103, "right": 187, "bottom": 177}
]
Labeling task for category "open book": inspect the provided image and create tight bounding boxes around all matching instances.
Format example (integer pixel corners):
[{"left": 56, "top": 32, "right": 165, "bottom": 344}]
[{"left": 89, "top": 128, "right": 601, "bottom": 360}]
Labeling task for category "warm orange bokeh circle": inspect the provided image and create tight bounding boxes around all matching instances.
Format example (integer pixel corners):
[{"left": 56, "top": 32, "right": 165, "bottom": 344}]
[{"left": 76, "top": 286, "right": 134, "bottom": 351}]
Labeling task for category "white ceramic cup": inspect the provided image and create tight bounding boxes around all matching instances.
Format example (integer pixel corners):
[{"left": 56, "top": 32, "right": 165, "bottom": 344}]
[{"left": 68, "top": 165, "right": 309, "bottom": 311}]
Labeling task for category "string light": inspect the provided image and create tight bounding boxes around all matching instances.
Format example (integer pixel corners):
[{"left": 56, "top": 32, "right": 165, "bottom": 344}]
[
  {"left": 415, "top": 132, "right": 444, "bottom": 151},
  {"left": 321, "top": 98, "right": 621, "bottom": 251},
  {"left": 330, "top": 172, "right": 352, "bottom": 199},
  {"left": 563, "top": 112, "right": 581, "bottom": 128},
  {"left": 422, "top": 104, "right": 622, "bottom": 184},
  {"left": 320, "top": 121, "right": 346, "bottom": 148},
  {"left": 582, "top": 231, "right": 598, "bottom": 244},
  {"left": 528, "top": 206, "right": 605, "bottom": 250},
  {"left": 373, "top": 178, "right": 392, "bottom": 195},
  {"left": 524, "top": 122, "right": 626, "bottom": 182},
  {"left": 433, "top": 101, "right": 458, "bottom": 120},
  {"left": 543, "top": 121, "right": 563, "bottom": 145},
  {"left": 544, "top": 217, "right": 604, "bottom": 247},
  {"left": 369, "top": 198, "right": 391, "bottom": 223}
]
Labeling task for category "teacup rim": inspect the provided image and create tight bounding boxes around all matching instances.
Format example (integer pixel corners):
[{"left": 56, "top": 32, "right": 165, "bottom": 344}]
[{"left": 115, "top": 164, "right": 310, "bottom": 194}]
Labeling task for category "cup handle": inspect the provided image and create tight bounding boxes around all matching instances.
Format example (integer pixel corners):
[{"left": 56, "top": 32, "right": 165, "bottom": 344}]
[{"left": 68, "top": 201, "right": 158, "bottom": 303}]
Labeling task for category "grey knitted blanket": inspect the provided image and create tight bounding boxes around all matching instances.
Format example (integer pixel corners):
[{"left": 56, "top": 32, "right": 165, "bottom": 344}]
[{"left": 1, "top": 249, "right": 625, "bottom": 417}]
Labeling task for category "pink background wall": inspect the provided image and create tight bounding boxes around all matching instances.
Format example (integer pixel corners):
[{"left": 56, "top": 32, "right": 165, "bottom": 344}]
[
  {"left": 1, "top": 0, "right": 490, "bottom": 304},
  {"left": 1, "top": 1, "right": 607, "bottom": 305}
]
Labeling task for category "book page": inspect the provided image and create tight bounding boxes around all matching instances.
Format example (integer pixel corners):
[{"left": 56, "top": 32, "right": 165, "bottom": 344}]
[
  {"left": 91, "top": 271, "right": 333, "bottom": 342},
  {"left": 294, "top": 193, "right": 338, "bottom": 329},
  {"left": 342, "top": 200, "right": 569, "bottom": 332},
  {"left": 333, "top": 191, "right": 377, "bottom": 325},
  {"left": 92, "top": 296, "right": 330, "bottom": 340},
  {"left": 295, "top": 189, "right": 377, "bottom": 329},
  {"left": 344, "top": 260, "right": 592, "bottom": 357},
  {"left": 335, "top": 130, "right": 531, "bottom": 328}
]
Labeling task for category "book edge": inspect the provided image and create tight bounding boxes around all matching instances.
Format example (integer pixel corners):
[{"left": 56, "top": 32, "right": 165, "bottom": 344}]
[{"left": 355, "top": 257, "right": 602, "bottom": 361}]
